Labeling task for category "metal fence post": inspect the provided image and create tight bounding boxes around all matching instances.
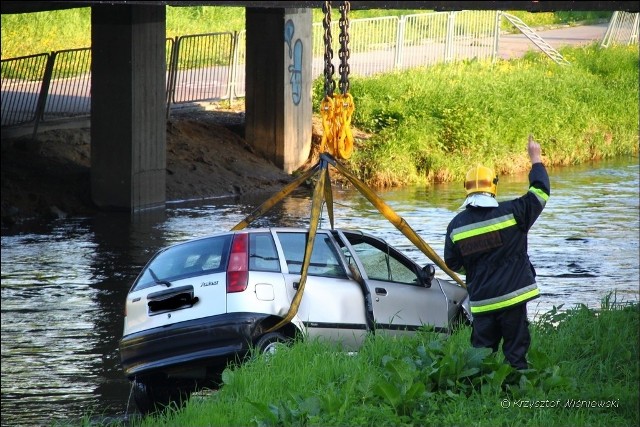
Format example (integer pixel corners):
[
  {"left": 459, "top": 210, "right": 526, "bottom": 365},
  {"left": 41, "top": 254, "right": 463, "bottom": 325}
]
[
  {"left": 493, "top": 11, "right": 502, "bottom": 62},
  {"left": 228, "top": 31, "right": 240, "bottom": 104},
  {"left": 166, "top": 37, "right": 179, "bottom": 119},
  {"left": 444, "top": 11, "right": 456, "bottom": 62},
  {"left": 601, "top": 11, "right": 619, "bottom": 47},
  {"left": 394, "top": 15, "right": 406, "bottom": 69},
  {"left": 629, "top": 12, "right": 639, "bottom": 45},
  {"left": 32, "top": 52, "right": 56, "bottom": 139}
]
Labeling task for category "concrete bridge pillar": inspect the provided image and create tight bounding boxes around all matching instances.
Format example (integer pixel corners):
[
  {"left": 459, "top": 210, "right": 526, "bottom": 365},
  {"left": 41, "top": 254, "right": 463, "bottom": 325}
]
[
  {"left": 91, "top": 5, "right": 166, "bottom": 211},
  {"left": 245, "top": 7, "right": 313, "bottom": 173}
]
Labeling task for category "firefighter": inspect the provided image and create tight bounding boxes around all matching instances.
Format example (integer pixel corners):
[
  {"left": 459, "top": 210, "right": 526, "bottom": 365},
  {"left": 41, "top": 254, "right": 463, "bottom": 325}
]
[{"left": 444, "top": 136, "right": 550, "bottom": 370}]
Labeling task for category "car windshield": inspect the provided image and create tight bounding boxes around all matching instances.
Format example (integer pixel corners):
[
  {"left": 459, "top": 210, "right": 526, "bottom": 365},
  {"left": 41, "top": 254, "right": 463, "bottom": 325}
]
[{"left": 133, "top": 235, "right": 233, "bottom": 291}]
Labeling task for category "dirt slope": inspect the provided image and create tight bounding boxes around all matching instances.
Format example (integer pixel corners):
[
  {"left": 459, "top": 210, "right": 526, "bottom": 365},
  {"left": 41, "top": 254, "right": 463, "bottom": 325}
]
[{"left": 1, "top": 112, "right": 298, "bottom": 227}]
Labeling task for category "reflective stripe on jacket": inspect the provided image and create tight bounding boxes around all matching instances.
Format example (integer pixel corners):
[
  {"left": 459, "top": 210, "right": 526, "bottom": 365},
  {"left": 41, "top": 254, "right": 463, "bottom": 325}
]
[{"left": 444, "top": 163, "right": 550, "bottom": 315}]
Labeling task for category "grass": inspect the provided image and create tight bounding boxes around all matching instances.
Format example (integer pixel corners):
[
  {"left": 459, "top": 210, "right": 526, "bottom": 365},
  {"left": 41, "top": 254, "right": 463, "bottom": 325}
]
[
  {"left": 120, "top": 294, "right": 638, "bottom": 426},
  {"left": 318, "top": 43, "right": 639, "bottom": 187}
]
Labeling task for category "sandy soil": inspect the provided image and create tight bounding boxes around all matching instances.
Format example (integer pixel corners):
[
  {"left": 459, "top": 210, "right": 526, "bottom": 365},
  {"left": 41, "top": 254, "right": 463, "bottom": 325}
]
[{"left": 0, "top": 110, "right": 315, "bottom": 227}]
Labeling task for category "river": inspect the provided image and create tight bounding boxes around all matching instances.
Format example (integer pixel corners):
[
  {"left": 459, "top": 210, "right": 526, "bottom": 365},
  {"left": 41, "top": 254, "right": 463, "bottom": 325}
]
[{"left": 1, "top": 156, "right": 638, "bottom": 426}]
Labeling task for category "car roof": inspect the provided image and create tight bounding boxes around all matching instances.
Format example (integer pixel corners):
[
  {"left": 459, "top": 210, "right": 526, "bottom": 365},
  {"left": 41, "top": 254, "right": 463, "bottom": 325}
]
[{"left": 159, "top": 227, "right": 377, "bottom": 250}]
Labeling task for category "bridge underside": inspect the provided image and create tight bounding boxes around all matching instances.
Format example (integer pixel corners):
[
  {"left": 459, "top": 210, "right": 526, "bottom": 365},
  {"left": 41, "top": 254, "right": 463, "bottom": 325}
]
[{"left": 2, "top": 1, "right": 637, "bottom": 212}]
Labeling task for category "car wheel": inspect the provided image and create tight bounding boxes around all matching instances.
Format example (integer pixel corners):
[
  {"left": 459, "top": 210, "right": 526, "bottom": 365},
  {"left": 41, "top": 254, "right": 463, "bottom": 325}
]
[
  {"left": 131, "top": 376, "right": 196, "bottom": 415},
  {"left": 450, "top": 310, "right": 472, "bottom": 332},
  {"left": 254, "top": 332, "right": 290, "bottom": 355},
  {"left": 131, "top": 378, "right": 157, "bottom": 415}
]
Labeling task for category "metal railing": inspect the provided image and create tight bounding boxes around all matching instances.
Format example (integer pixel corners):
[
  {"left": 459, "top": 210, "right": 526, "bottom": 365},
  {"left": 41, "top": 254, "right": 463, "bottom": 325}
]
[
  {"left": 2, "top": 11, "right": 638, "bottom": 133},
  {"left": 601, "top": 11, "right": 640, "bottom": 46},
  {"left": 1, "top": 53, "right": 49, "bottom": 127}
]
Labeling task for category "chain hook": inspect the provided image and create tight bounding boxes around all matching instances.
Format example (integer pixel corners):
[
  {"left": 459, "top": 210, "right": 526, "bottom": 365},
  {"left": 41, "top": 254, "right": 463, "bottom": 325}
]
[{"left": 320, "top": 1, "right": 354, "bottom": 160}]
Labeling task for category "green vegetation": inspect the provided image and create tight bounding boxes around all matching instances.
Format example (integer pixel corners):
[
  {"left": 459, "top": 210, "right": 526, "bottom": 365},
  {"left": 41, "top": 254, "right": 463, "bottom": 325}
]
[
  {"left": 1, "top": 7, "right": 610, "bottom": 59},
  {"left": 320, "top": 43, "right": 638, "bottom": 187},
  {"left": 114, "top": 296, "right": 637, "bottom": 427}
]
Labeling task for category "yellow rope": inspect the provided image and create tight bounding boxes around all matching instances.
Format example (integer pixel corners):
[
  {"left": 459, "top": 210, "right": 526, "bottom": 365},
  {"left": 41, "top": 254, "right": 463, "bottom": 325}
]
[{"left": 320, "top": 93, "right": 354, "bottom": 160}]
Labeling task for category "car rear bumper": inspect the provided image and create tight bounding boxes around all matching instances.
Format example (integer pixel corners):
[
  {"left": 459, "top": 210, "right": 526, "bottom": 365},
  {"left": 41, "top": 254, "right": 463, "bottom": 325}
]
[{"left": 119, "top": 312, "right": 269, "bottom": 379}]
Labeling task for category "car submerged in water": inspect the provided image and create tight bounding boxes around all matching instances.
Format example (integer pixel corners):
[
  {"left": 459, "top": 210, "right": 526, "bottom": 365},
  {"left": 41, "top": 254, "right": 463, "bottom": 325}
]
[{"left": 119, "top": 227, "right": 471, "bottom": 413}]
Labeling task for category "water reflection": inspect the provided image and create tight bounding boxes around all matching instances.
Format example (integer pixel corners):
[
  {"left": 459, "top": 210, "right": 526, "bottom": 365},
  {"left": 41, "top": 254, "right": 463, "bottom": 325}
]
[{"left": 1, "top": 157, "right": 638, "bottom": 426}]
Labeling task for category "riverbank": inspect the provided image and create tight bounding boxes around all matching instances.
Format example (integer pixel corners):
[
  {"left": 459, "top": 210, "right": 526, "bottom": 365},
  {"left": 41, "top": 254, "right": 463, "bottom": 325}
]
[
  {"left": 131, "top": 298, "right": 639, "bottom": 427},
  {"left": 0, "top": 110, "right": 296, "bottom": 228},
  {"left": 336, "top": 43, "right": 638, "bottom": 188}
]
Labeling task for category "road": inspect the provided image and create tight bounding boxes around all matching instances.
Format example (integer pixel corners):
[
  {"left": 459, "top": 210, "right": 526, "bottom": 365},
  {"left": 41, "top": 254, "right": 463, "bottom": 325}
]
[{"left": 497, "top": 23, "right": 608, "bottom": 59}]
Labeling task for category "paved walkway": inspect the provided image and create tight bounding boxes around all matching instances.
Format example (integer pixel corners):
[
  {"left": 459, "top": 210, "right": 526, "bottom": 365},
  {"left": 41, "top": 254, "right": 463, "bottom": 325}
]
[{"left": 498, "top": 23, "right": 608, "bottom": 59}]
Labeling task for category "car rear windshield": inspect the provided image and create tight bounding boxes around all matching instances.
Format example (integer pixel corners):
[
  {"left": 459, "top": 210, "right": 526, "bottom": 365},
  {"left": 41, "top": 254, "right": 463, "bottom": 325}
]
[{"left": 132, "top": 235, "right": 233, "bottom": 291}]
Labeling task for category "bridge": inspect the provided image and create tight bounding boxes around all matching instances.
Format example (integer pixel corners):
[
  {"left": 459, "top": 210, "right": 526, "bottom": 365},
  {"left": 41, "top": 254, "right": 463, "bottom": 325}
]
[{"left": 2, "top": 1, "right": 638, "bottom": 212}]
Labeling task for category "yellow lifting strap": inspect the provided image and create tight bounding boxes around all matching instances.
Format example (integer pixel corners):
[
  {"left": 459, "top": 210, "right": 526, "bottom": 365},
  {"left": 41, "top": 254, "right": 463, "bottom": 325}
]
[
  {"left": 230, "top": 152, "right": 466, "bottom": 335},
  {"left": 320, "top": 93, "right": 355, "bottom": 160},
  {"left": 320, "top": 1, "right": 354, "bottom": 160}
]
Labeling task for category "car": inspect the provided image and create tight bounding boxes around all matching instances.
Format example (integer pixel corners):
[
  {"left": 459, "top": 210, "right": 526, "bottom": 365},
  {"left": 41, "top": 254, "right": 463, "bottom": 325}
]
[{"left": 119, "top": 227, "right": 471, "bottom": 413}]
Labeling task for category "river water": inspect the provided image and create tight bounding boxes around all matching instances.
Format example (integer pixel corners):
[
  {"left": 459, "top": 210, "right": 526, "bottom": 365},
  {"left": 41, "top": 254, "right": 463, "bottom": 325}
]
[{"left": 1, "top": 157, "right": 638, "bottom": 426}]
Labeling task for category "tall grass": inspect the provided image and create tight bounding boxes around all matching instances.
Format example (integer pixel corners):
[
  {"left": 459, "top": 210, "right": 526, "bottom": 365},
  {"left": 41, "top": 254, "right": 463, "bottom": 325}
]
[
  {"left": 129, "top": 296, "right": 638, "bottom": 427},
  {"left": 320, "top": 43, "right": 639, "bottom": 187}
]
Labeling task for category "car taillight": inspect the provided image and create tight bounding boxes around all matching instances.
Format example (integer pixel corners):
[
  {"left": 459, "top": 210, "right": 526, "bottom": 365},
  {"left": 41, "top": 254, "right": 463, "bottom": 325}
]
[{"left": 227, "top": 233, "right": 249, "bottom": 293}]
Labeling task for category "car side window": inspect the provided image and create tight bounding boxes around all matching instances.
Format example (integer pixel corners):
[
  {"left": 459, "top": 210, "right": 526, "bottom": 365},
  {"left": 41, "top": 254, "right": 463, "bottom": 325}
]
[
  {"left": 249, "top": 233, "right": 280, "bottom": 272},
  {"left": 276, "top": 232, "right": 347, "bottom": 278},
  {"left": 350, "top": 241, "right": 419, "bottom": 285}
]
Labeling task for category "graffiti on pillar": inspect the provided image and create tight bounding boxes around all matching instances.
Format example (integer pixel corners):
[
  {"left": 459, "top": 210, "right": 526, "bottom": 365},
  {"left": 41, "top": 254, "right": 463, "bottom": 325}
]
[{"left": 284, "top": 19, "right": 303, "bottom": 106}]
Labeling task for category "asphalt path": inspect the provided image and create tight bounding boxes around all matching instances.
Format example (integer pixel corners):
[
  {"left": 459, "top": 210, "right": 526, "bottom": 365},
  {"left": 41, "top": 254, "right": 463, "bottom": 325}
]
[{"left": 497, "top": 23, "right": 608, "bottom": 59}]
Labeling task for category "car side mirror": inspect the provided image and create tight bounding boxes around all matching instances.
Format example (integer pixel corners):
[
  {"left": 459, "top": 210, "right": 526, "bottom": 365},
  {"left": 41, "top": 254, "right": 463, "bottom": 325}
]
[{"left": 419, "top": 264, "right": 436, "bottom": 288}]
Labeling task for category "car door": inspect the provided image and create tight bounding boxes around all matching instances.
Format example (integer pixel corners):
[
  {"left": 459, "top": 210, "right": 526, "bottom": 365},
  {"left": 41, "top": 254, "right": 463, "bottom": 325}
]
[
  {"left": 274, "top": 230, "right": 368, "bottom": 350},
  {"left": 338, "top": 231, "right": 450, "bottom": 336}
]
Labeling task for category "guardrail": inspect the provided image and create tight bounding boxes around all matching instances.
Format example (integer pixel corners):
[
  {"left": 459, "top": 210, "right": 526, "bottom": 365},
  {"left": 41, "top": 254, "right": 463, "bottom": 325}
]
[{"left": 1, "top": 10, "right": 638, "bottom": 135}]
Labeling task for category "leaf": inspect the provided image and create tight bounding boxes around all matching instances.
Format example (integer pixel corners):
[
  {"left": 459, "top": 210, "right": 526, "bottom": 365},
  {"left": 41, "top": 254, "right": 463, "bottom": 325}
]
[
  {"left": 488, "top": 364, "right": 513, "bottom": 389},
  {"left": 405, "top": 381, "right": 426, "bottom": 401},
  {"left": 457, "top": 367, "right": 480, "bottom": 379},
  {"left": 527, "top": 347, "right": 551, "bottom": 369},
  {"left": 465, "top": 346, "right": 493, "bottom": 369},
  {"left": 373, "top": 381, "right": 401, "bottom": 409},
  {"left": 247, "top": 400, "right": 278, "bottom": 424},
  {"left": 298, "top": 396, "right": 322, "bottom": 418},
  {"left": 220, "top": 368, "right": 235, "bottom": 385}
]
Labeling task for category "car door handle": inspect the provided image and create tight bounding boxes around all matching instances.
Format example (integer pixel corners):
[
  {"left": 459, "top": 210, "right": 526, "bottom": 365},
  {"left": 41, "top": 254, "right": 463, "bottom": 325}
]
[
  {"left": 293, "top": 281, "right": 300, "bottom": 290},
  {"left": 375, "top": 287, "right": 387, "bottom": 296}
]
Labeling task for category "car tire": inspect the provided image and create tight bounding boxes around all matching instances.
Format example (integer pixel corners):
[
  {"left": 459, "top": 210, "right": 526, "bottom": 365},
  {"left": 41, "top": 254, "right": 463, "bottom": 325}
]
[
  {"left": 254, "top": 332, "right": 290, "bottom": 355},
  {"left": 131, "top": 378, "right": 157, "bottom": 415},
  {"left": 450, "top": 310, "right": 472, "bottom": 332},
  {"left": 132, "top": 376, "right": 196, "bottom": 415}
]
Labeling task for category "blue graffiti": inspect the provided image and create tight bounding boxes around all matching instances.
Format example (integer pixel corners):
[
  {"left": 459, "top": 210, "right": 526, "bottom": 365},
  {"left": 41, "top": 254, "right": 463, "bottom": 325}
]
[
  {"left": 288, "top": 40, "right": 303, "bottom": 105},
  {"left": 284, "top": 19, "right": 295, "bottom": 58},
  {"left": 284, "top": 19, "right": 303, "bottom": 106}
]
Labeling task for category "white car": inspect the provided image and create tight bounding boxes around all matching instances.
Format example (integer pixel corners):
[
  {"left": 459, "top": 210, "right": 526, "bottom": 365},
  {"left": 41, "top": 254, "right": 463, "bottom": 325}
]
[{"left": 119, "top": 227, "right": 470, "bottom": 413}]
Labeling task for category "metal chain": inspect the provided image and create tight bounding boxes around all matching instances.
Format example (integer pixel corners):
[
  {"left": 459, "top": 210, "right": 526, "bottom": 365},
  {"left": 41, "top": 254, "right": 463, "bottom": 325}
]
[
  {"left": 322, "top": 1, "right": 336, "bottom": 97},
  {"left": 338, "top": 1, "right": 351, "bottom": 95}
]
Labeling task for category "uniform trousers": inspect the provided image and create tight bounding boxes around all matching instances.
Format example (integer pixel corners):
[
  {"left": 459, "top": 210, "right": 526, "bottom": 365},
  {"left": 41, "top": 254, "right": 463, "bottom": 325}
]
[{"left": 471, "top": 303, "right": 530, "bottom": 370}]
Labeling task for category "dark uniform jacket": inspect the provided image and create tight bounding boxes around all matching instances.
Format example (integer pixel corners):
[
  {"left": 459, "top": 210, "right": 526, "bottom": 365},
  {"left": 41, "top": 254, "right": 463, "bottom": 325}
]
[{"left": 444, "top": 163, "right": 550, "bottom": 315}]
